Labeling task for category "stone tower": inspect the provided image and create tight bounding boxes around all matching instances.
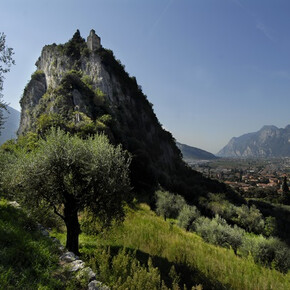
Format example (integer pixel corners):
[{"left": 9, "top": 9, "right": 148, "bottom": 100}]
[{"left": 87, "top": 29, "right": 101, "bottom": 51}]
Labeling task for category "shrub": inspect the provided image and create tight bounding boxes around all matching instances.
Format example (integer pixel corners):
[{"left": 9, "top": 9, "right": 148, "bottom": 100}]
[
  {"left": 177, "top": 205, "right": 200, "bottom": 231},
  {"left": 233, "top": 205, "right": 265, "bottom": 234},
  {"left": 31, "top": 70, "right": 45, "bottom": 81},
  {"left": 206, "top": 194, "right": 266, "bottom": 235},
  {"left": 241, "top": 235, "right": 290, "bottom": 273},
  {"left": 155, "top": 190, "right": 186, "bottom": 219},
  {"left": 89, "top": 247, "right": 184, "bottom": 289},
  {"left": 193, "top": 215, "right": 244, "bottom": 254}
]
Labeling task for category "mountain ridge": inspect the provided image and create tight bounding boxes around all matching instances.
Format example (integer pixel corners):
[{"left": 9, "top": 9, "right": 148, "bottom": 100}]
[
  {"left": 0, "top": 106, "right": 20, "bottom": 144},
  {"left": 218, "top": 125, "right": 290, "bottom": 158},
  {"left": 176, "top": 142, "right": 218, "bottom": 161}
]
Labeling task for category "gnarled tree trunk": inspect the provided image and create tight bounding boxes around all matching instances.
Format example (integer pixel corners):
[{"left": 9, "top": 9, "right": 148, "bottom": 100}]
[{"left": 64, "top": 201, "right": 80, "bottom": 255}]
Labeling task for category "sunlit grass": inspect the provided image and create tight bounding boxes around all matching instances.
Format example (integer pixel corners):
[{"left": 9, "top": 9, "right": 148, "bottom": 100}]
[{"left": 51, "top": 204, "right": 290, "bottom": 289}]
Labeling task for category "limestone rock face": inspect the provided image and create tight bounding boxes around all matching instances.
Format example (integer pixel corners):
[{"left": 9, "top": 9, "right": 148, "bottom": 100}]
[
  {"left": 18, "top": 30, "right": 225, "bottom": 197},
  {"left": 217, "top": 125, "right": 290, "bottom": 158},
  {"left": 18, "top": 72, "right": 47, "bottom": 135},
  {"left": 17, "top": 30, "right": 183, "bottom": 191}
]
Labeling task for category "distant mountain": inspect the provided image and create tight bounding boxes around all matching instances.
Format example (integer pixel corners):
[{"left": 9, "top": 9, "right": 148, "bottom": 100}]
[
  {"left": 176, "top": 142, "right": 218, "bottom": 161},
  {"left": 217, "top": 125, "right": 290, "bottom": 158},
  {"left": 0, "top": 106, "right": 20, "bottom": 144}
]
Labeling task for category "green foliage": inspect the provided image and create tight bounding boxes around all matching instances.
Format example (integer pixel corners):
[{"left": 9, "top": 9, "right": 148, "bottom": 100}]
[
  {"left": 155, "top": 190, "right": 186, "bottom": 219},
  {"left": 158, "top": 191, "right": 290, "bottom": 272},
  {"left": 0, "top": 200, "right": 64, "bottom": 288},
  {"left": 205, "top": 193, "right": 265, "bottom": 234},
  {"left": 98, "top": 114, "right": 112, "bottom": 126},
  {"left": 63, "top": 29, "right": 88, "bottom": 61},
  {"left": 233, "top": 204, "right": 265, "bottom": 233},
  {"left": 282, "top": 176, "right": 290, "bottom": 204},
  {"left": 36, "top": 113, "right": 66, "bottom": 135},
  {"left": 240, "top": 235, "right": 290, "bottom": 273},
  {"left": 1, "top": 132, "right": 39, "bottom": 155},
  {"left": 0, "top": 149, "right": 16, "bottom": 197},
  {"left": 264, "top": 216, "right": 277, "bottom": 237},
  {"left": 31, "top": 70, "right": 45, "bottom": 81},
  {"left": 193, "top": 215, "right": 244, "bottom": 254},
  {"left": 81, "top": 74, "right": 94, "bottom": 89},
  {"left": 32, "top": 69, "right": 113, "bottom": 139},
  {"left": 4, "top": 128, "right": 132, "bottom": 253},
  {"left": 80, "top": 208, "right": 104, "bottom": 235},
  {"left": 88, "top": 247, "right": 177, "bottom": 290},
  {"left": 177, "top": 205, "right": 200, "bottom": 231},
  {"left": 54, "top": 203, "right": 290, "bottom": 289}
]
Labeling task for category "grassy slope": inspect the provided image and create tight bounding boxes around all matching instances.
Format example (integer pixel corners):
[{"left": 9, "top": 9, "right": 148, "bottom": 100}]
[
  {"left": 0, "top": 199, "right": 65, "bottom": 289},
  {"left": 53, "top": 204, "right": 290, "bottom": 290}
]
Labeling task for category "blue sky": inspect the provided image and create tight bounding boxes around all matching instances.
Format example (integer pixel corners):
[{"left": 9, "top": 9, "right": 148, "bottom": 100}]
[{"left": 2, "top": 0, "right": 290, "bottom": 153}]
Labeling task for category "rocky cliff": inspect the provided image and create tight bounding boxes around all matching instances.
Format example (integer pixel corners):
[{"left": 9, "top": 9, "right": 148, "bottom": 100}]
[
  {"left": 18, "top": 30, "right": 226, "bottom": 200},
  {"left": 218, "top": 125, "right": 290, "bottom": 158}
]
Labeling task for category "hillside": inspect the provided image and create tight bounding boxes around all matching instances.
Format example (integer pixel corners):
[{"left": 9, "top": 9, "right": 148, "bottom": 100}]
[
  {"left": 0, "top": 106, "right": 20, "bottom": 144},
  {"left": 176, "top": 142, "right": 217, "bottom": 161},
  {"left": 217, "top": 125, "right": 290, "bottom": 158},
  {"left": 0, "top": 200, "right": 63, "bottom": 288},
  {"left": 17, "top": 29, "right": 227, "bottom": 202},
  {"left": 52, "top": 203, "right": 290, "bottom": 289}
]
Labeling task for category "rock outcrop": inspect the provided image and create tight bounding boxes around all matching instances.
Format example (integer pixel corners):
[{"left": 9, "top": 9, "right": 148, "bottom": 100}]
[{"left": 17, "top": 29, "right": 226, "bottom": 200}]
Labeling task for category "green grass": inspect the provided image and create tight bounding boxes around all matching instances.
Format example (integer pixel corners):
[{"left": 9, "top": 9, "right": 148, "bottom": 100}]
[
  {"left": 53, "top": 204, "right": 290, "bottom": 290},
  {"left": 0, "top": 199, "right": 66, "bottom": 289}
]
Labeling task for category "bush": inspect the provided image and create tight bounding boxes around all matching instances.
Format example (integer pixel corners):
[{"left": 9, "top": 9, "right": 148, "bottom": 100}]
[
  {"left": 240, "top": 235, "right": 290, "bottom": 273},
  {"left": 155, "top": 190, "right": 186, "bottom": 219},
  {"left": 206, "top": 194, "right": 266, "bottom": 235},
  {"left": 193, "top": 215, "right": 244, "bottom": 254},
  {"left": 177, "top": 205, "right": 200, "bottom": 231},
  {"left": 233, "top": 205, "right": 265, "bottom": 234},
  {"left": 89, "top": 247, "right": 185, "bottom": 289}
]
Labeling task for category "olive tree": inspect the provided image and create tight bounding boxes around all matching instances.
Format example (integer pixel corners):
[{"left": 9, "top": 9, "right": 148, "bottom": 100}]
[{"left": 6, "top": 129, "right": 131, "bottom": 254}]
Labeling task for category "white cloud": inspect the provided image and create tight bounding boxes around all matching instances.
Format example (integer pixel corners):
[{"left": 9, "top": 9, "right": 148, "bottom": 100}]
[
  {"left": 256, "top": 21, "right": 276, "bottom": 42},
  {"left": 231, "top": 0, "right": 276, "bottom": 42}
]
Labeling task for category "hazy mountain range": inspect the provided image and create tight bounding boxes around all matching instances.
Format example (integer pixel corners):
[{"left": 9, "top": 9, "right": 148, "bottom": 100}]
[
  {"left": 0, "top": 106, "right": 20, "bottom": 144},
  {"left": 176, "top": 142, "right": 217, "bottom": 161},
  {"left": 218, "top": 125, "right": 290, "bottom": 158}
]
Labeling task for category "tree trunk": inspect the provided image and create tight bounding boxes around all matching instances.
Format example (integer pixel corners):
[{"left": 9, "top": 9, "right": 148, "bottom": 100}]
[{"left": 64, "top": 203, "right": 80, "bottom": 255}]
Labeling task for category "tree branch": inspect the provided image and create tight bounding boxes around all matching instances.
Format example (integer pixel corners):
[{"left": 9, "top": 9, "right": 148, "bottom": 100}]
[{"left": 53, "top": 205, "right": 65, "bottom": 221}]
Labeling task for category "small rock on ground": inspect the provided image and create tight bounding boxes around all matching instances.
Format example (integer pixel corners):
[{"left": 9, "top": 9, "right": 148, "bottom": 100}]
[{"left": 88, "top": 280, "right": 110, "bottom": 290}]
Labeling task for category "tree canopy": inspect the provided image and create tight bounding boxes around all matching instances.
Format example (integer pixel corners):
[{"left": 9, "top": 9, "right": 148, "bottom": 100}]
[{"left": 5, "top": 129, "right": 131, "bottom": 253}]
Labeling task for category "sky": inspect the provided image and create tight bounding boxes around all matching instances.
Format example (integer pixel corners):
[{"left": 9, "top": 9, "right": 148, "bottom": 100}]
[{"left": 2, "top": 0, "right": 290, "bottom": 153}]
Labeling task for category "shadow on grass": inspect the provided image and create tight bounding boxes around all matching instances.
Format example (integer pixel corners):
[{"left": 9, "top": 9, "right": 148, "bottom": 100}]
[
  {"left": 0, "top": 202, "right": 62, "bottom": 288},
  {"left": 80, "top": 244, "right": 229, "bottom": 290}
]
